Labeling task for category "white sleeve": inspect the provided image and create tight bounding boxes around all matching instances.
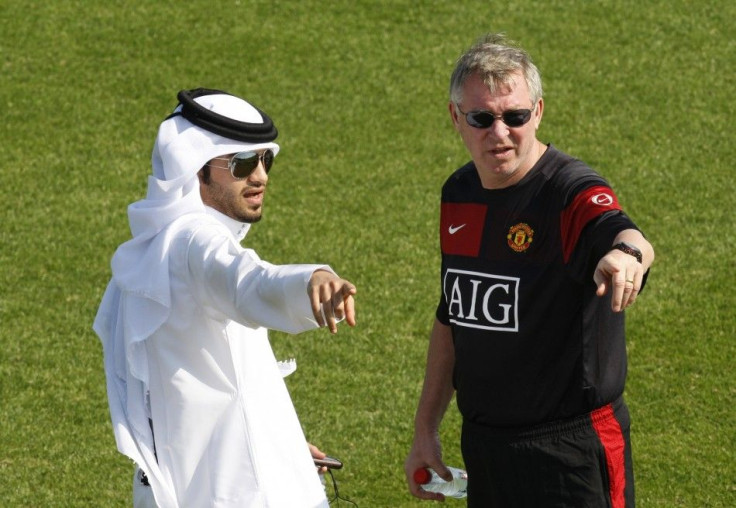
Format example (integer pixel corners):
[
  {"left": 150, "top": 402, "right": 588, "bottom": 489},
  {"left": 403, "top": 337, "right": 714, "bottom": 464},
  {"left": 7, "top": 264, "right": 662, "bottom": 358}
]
[{"left": 184, "top": 226, "right": 333, "bottom": 334}]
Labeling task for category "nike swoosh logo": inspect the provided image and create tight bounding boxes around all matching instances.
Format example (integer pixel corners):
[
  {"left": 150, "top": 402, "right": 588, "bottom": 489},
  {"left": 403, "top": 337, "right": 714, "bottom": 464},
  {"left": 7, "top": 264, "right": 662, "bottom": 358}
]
[{"left": 448, "top": 224, "right": 467, "bottom": 235}]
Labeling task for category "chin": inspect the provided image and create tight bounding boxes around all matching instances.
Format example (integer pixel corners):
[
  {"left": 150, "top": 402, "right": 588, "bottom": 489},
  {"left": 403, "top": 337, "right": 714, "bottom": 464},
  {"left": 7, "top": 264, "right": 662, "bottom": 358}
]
[
  {"left": 242, "top": 213, "right": 263, "bottom": 224},
  {"left": 234, "top": 205, "right": 263, "bottom": 223}
]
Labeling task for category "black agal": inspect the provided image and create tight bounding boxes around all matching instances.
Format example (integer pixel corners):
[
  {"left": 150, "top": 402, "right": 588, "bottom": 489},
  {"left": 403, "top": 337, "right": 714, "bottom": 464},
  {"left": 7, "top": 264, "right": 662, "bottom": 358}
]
[{"left": 172, "top": 88, "right": 278, "bottom": 143}]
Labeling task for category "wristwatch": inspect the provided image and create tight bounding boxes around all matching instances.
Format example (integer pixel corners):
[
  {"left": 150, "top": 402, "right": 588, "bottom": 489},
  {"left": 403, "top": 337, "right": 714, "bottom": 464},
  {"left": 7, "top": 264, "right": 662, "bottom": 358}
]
[{"left": 612, "top": 242, "right": 642, "bottom": 263}]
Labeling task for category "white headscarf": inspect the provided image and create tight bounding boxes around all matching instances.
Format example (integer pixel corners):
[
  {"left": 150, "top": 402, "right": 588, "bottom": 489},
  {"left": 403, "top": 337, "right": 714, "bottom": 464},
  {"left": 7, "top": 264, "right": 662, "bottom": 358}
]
[{"left": 94, "top": 92, "right": 279, "bottom": 506}]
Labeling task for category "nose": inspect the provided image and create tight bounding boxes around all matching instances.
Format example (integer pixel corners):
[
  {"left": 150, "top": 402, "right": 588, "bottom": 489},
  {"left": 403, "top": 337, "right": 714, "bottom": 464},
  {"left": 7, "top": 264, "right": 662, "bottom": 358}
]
[
  {"left": 482, "top": 118, "right": 509, "bottom": 139},
  {"left": 247, "top": 160, "right": 269, "bottom": 184}
]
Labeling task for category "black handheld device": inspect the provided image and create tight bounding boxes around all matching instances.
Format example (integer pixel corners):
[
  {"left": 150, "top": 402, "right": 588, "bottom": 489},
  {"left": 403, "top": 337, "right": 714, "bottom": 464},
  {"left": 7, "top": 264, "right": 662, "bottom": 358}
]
[{"left": 314, "top": 456, "right": 343, "bottom": 470}]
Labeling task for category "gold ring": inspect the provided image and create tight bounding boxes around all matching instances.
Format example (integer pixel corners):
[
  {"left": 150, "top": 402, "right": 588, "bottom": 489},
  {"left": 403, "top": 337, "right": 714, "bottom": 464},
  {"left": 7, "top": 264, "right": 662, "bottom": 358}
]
[{"left": 626, "top": 279, "right": 634, "bottom": 284}]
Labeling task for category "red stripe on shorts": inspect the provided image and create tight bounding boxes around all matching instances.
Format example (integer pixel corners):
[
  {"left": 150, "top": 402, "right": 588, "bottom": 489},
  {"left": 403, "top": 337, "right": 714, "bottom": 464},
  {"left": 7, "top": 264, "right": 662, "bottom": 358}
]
[{"left": 591, "top": 404, "right": 626, "bottom": 508}]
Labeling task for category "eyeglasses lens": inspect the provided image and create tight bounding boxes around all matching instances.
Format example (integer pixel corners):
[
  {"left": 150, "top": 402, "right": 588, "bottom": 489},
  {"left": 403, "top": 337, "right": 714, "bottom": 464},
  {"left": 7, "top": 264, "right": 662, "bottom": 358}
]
[
  {"left": 230, "top": 149, "right": 274, "bottom": 178},
  {"left": 466, "top": 109, "right": 532, "bottom": 129}
]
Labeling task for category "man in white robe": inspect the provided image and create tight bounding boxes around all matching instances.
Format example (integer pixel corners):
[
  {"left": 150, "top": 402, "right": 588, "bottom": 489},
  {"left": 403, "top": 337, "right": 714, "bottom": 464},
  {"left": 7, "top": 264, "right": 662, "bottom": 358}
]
[{"left": 94, "top": 88, "right": 356, "bottom": 507}]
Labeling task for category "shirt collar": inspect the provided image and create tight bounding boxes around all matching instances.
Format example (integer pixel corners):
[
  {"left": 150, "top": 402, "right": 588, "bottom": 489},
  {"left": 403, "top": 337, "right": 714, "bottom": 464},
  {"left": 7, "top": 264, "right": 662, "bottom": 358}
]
[{"left": 205, "top": 206, "right": 251, "bottom": 241}]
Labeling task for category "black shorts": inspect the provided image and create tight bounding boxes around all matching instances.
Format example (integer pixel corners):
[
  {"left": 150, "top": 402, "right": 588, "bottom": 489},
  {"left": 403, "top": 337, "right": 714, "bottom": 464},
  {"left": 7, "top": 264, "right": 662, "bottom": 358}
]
[{"left": 461, "top": 397, "right": 634, "bottom": 507}]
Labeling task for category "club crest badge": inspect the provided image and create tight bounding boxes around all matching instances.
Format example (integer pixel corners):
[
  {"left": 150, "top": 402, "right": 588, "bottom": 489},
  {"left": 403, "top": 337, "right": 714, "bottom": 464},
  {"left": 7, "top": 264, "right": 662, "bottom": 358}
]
[{"left": 507, "top": 223, "right": 534, "bottom": 252}]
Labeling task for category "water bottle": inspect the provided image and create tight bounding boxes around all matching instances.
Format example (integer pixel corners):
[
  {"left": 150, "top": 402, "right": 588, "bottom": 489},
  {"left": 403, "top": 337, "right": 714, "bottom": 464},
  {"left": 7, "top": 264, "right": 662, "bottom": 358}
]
[{"left": 413, "top": 466, "right": 468, "bottom": 498}]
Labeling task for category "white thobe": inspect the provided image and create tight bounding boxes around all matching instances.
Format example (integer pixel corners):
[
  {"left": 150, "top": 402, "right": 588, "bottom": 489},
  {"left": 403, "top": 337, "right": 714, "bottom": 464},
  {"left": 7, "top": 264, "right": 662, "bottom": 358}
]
[{"left": 97, "top": 207, "right": 330, "bottom": 507}]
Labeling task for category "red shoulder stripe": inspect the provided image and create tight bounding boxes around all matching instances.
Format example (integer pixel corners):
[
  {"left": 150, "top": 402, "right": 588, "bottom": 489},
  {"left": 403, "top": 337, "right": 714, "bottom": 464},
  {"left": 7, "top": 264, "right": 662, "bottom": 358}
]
[{"left": 560, "top": 186, "right": 621, "bottom": 263}]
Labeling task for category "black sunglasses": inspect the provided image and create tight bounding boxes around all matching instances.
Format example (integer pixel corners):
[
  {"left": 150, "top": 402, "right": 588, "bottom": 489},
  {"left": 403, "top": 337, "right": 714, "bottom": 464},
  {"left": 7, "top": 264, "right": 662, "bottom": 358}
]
[
  {"left": 210, "top": 149, "right": 275, "bottom": 179},
  {"left": 456, "top": 104, "right": 535, "bottom": 129}
]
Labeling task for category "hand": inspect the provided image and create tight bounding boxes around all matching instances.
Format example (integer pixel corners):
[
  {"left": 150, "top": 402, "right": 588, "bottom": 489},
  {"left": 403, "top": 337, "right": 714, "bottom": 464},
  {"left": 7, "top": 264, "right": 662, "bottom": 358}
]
[
  {"left": 593, "top": 249, "right": 643, "bottom": 312},
  {"left": 404, "top": 433, "right": 452, "bottom": 501},
  {"left": 307, "top": 270, "right": 357, "bottom": 333},
  {"left": 308, "top": 442, "right": 329, "bottom": 475}
]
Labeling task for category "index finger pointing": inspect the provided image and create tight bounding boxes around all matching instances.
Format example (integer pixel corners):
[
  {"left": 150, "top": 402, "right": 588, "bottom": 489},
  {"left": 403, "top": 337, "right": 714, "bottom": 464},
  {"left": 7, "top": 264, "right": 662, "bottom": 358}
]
[{"left": 343, "top": 294, "right": 356, "bottom": 327}]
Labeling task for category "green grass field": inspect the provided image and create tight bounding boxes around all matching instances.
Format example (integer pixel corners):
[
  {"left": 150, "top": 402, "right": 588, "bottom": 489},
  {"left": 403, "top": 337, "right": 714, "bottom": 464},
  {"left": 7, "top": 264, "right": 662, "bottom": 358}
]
[{"left": 1, "top": 0, "right": 734, "bottom": 506}]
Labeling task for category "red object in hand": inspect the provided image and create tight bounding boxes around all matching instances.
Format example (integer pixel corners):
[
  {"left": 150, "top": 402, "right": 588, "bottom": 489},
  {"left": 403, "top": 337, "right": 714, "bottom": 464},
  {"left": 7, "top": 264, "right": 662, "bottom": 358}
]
[
  {"left": 413, "top": 465, "right": 468, "bottom": 498},
  {"left": 413, "top": 468, "right": 432, "bottom": 484}
]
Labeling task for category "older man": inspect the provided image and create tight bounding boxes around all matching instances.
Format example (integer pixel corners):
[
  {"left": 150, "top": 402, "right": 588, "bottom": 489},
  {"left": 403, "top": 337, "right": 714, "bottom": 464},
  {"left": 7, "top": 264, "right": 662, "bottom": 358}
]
[
  {"left": 405, "top": 34, "right": 653, "bottom": 507},
  {"left": 95, "top": 88, "right": 355, "bottom": 507}
]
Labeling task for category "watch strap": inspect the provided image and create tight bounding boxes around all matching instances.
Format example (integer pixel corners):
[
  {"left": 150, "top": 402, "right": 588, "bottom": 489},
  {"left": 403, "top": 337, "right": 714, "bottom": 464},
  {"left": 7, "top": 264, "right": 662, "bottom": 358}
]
[{"left": 612, "top": 242, "right": 642, "bottom": 263}]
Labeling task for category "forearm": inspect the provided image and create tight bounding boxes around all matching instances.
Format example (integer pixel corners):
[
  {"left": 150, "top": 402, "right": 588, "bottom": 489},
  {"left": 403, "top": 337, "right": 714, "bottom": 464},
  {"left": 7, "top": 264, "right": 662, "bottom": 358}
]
[
  {"left": 187, "top": 230, "right": 331, "bottom": 333},
  {"left": 414, "top": 319, "right": 456, "bottom": 435},
  {"left": 405, "top": 319, "right": 457, "bottom": 499}
]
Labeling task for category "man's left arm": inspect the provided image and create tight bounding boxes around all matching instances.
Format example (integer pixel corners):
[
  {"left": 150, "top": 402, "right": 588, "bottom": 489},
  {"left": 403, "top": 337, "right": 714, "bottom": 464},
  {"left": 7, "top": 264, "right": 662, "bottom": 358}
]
[{"left": 593, "top": 229, "right": 654, "bottom": 312}]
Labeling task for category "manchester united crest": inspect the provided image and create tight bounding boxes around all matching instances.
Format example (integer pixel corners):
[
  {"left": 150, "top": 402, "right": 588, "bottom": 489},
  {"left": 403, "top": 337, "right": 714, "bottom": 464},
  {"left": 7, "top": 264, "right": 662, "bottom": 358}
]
[{"left": 507, "top": 223, "right": 534, "bottom": 252}]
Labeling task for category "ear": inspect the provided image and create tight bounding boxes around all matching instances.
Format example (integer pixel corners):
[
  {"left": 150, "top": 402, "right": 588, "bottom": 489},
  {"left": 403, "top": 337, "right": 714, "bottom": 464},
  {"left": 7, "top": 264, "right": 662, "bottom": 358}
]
[
  {"left": 533, "top": 98, "right": 544, "bottom": 130},
  {"left": 448, "top": 102, "right": 461, "bottom": 131},
  {"left": 198, "top": 170, "right": 213, "bottom": 207},
  {"left": 197, "top": 166, "right": 210, "bottom": 185}
]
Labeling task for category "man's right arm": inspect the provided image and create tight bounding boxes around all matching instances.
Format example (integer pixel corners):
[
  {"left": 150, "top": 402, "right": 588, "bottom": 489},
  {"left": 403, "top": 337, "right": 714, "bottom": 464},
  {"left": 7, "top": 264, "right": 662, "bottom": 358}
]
[
  {"left": 184, "top": 227, "right": 340, "bottom": 334},
  {"left": 405, "top": 318, "right": 457, "bottom": 501}
]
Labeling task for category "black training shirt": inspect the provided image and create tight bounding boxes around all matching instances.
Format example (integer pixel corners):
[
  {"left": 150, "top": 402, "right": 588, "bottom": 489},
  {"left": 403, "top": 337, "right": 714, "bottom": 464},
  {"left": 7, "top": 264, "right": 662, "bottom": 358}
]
[{"left": 436, "top": 145, "right": 642, "bottom": 427}]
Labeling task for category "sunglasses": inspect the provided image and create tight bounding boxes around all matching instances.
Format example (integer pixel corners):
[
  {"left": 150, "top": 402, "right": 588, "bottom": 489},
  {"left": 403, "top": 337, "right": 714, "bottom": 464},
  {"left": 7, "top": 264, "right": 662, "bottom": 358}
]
[
  {"left": 210, "top": 149, "right": 275, "bottom": 179},
  {"left": 456, "top": 104, "right": 535, "bottom": 129}
]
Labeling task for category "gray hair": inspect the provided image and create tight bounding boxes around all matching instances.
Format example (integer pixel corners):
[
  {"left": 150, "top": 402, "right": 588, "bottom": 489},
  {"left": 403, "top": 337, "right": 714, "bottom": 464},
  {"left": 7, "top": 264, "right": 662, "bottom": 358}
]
[{"left": 449, "top": 33, "right": 543, "bottom": 107}]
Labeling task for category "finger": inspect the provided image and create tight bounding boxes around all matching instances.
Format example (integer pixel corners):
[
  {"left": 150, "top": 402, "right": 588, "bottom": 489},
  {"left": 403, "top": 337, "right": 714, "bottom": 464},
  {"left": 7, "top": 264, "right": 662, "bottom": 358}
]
[
  {"left": 622, "top": 274, "right": 641, "bottom": 309},
  {"left": 341, "top": 283, "right": 357, "bottom": 327},
  {"left": 414, "top": 484, "right": 446, "bottom": 501},
  {"left": 341, "top": 281, "right": 357, "bottom": 296},
  {"left": 307, "top": 443, "right": 328, "bottom": 473},
  {"left": 625, "top": 289, "right": 639, "bottom": 309},
  {"left": 593, "top": 269, "right": 609, "bottom": 297},
  {"left": 435, "top": 464, "right": 454, "bottom": 482},
  {"left": 414, "top": 489, "right": 445, "bottom": 501},
  {"left": 343, "top": 294, "right": 356, "bottom": 327},
  {"left": 308, "top": 443, "right": 326, "bottom": 459},
  {"left": 408, "top": 479, "right": 445, "bottom": 501},
  {"left": 310, "top": 287, "right": 326, "bottom": 327},
  {"left": 624, "top": 270, "right": 637, "bottom": 292},
  {"left": 331, "top": 288, "right": 346, "bottom": 321},
  {"left": 611, "top": 276, "right": 628, "bottom": 312},
  {"left": 614, "top": 271, "right": 639, "bottom": 311},
  {"left": 327, "top": 311, "right": 337, "bottom": 334},
  {"left": 595, "top": 280, "right": 608, "bottom": 297},
  {"left": 319, "top": 284, "right": 339, "bottom": 334},
  {"left": 325, "top": 283, "right": 357, "bottom": 331}
]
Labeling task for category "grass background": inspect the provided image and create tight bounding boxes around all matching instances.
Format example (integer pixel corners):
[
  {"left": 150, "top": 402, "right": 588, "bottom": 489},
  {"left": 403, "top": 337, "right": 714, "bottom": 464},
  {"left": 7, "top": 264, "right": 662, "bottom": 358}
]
[{"left": 1, "top": 0, "right": 734, "bottom": 506}]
